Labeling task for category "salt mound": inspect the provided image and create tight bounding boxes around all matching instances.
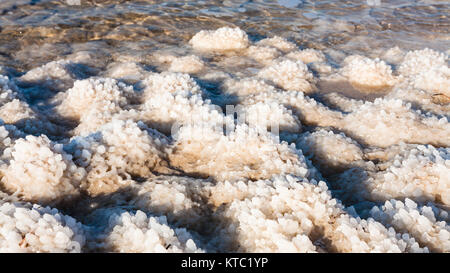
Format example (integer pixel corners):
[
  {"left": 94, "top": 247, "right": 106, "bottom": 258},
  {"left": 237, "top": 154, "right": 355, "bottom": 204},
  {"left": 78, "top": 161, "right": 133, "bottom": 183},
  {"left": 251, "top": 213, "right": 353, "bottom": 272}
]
[
  {"left": 246, "top": 46, "right": 281, "bottom": 65},
  {"left": 104, "top": 62, "right": 146, "bottom": 82},
  {"left": 296, "top": 129, "right": 364, "bottom": 174},
  {"left": 65, "top": 119, "right": 168, "bottom": 196},
  {"left": 0, "top": 135, "right": 85, "bottom": 203},
  {"left": 258, "top": 60, "right": 315, "bottom": 93},
  {"left": 55, "top": 77, "right": 139, "bottom": 136},
  {"left": 168, "top": 124, "right": 310, "bottom": 181},
  {"left": 245, "top": 91, "right": 450, "bottom": 148},
  {"left": 0, "top": 75, "right": 19, "bottom": 106},
  {"left": 370, "top": 199, "right": 449, "bottom": 252},
  {"left": 138, "top": 72, "right": 231, "bottom": 134},
  {"left": 399, "top": 48, "right": 448, "bottom": 77},
  {"left": 286, "top": 49, "right": 326, "bottom": 64},
  {"left": 340, "top": 144, "right": 450, "bottom": 205},
  {"left": 0, "top": 99, "right": 35, "bottom": 125},
  {"left": 19, "top": 60, "right": 84, "bottom": 92},
  {"left": 412, "top": 65, "right": 450, "bottom": 97},
  {"left": 340, "top": 55, "right": 396, "bottom": 90},
  {"left": 256, "top": 36, "right": 297, "bottom": 53},
  {"left": 98, "top": 210, "right": 203, "bottom": 253},
  {"left": 243, "top": 101, "right": 302, "bottom": 133},
  {"left": 0, "top": 202, "right": 85, "bottom": 252},
  {"left": 385, "top": 87, "right": 450, "bottom": 116},
  {"left": 126, "top": 176, "right": 214, "bottom": 230},
  {"left": 210, "top": 176, "right": 425, "bottom": 253},
  {"left": 398, "top": 49, "right": 450, "bottom": 97},
  {"left": 168, "top": 55, "right": 205, "bottom": 74},
  {"left": 341, "top": 98, "right": 450, "bottom": 147},
  {"left": 190, "top": 27, "right": 249, "bottom": 52},
  {"left": 142, "top": 72, "right": 202, "bottom": 98},
  {"left": 0, "top": 124, "right": 13, "bottom": 154},
  {"left": 222, "top": 77, "right": 276, "bottom": 97},
  {"left": 56, "top": 77, "right": 136, "bottom": 121},
  {"left": 242, "top": 90, "right": 344, "bottom": 128}
]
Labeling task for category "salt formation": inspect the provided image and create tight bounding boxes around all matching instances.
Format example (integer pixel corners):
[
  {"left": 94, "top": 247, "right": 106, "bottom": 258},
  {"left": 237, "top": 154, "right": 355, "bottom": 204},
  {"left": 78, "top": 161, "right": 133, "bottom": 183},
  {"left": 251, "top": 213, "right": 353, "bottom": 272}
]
[
  {"left": 65, "top": 120, "right": 168, "bottom": 196},
  {"left": 55, "top": 77, "right": 138, "bottom": 135},
  {"left": 168, "top": 124, "right": 310, "bottom": 181},
  {"left": 168, "top": 55, "right": 205, "bottom": 74},
  {"left": 0, "top": 135, "right": 85, "bottom": 203},
  {"left": 256, "top": 36, "right": 297, "bottom": 53},
  {"left": 189, "top": 27, "right": 249, "bottom": 52},
  {"left": 339, "top": 144, "right": 450, "bottom": 206},
  {"left": 296, "top": 129, "right": 365, "bottom": 174},
  {"left": 370, "top": 199, "right": 449, "bottom": 252},
  {"left": 285, "top": 49, "right": 326, "bottom": 64},
  {"left": 56, "top": 77, "right": 136, "bottom": 121},
  {"left": 246, "top": 46, "right": 281, "bottom": 65},
  {"left": 222, "top": 77, "right": 277, "bottom": 98},
  {"left": 243, "top": 102, "right": 301, "bottom": 133},
  {"left": 258, "top": 60, "right": 316, "bottom": 93},
  {"left": 0, "top": 76, "right": 57, "bottom": 136},
  {"left": 18, "top": 60, "right": 84, "bottom": 92},
  {"left": 340, "top": 98, "right": 450, "bottom": 147},
  {"left": 142, "top": 72, "right": 202, "bottom": 98},
  {"left": 0, "top": 27, "right": 449, "bottom": 253},
  {"left": 137, "top": 72, "right": 233, "bottom": 134},
  {"left": 242, "top": 90, "right": 344, "bottom": 128},
  {"left": 0, "top": 202, "right": 85, "bottom": 252},
  {"left": 209, "top": 176, "right": 426, "bottom": 253},
  {"left": 0, "top": 75, "right": 18, "bottom": 106},
  {"left": 98, "top": 210, "right": 203, "bottom": 253},
  {"left": 104, "top": 62, "right": 146, "bottom": 83},
  {"left": 340, "top": 55, "right": 397, "bottom": 90}
]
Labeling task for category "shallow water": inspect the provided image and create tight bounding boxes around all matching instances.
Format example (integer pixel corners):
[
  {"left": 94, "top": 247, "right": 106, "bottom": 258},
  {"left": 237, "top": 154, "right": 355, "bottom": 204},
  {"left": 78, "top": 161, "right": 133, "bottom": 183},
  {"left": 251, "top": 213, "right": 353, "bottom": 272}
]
[{"left": 0, "top": 0, "right": 448, "bottom": 71}]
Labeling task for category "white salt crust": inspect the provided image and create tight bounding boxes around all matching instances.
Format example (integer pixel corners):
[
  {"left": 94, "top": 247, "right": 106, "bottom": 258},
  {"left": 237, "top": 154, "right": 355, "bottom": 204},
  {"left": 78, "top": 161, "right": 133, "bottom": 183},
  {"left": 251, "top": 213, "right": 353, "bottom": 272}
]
[
  {"left": 104, "top": 62, "right": 146, "bottom": 82},
  {"left": 65, "top": 119, "right": 168, "bottom": 196},
  {"left": 339, "top": 144, "right": 450, "bottom": 206},
  {"left": 167, "top": 124, "right": 310, "bottom": 181},
  {"left": 208, "top": 176, "right": 426, "bottom": 253},
  {"left": 168, "top": 55, "right": 205, "bottom": 74},
  {"left": 258, "top": 59, "right": 316, "bottom": 93},
  {"left": 370, "top": 199, "right": 449, "bottom": 252},
  {"left": 97, "top": 210, "right": 203, "bottom": 253},
  {"left": 256, "top": 36, "right": 297, "bottom": 53},
  {"left": 0, "top": 135, "right": 85, "bottom": 203},
  {"left": 0, "top": 76, "right": 61, "bottom": 136},
  {"left": 244, "top": 91, "right": 450, "bottom": 147},
  {"left": 19, "top": 60, "right": 83, "bottom": 91},
  {"left": 398, "top": 48, "right": 450, "bottom": 97},
  {"left": 0, "top": 202, "right": 85, "bottom": 252},
  {"left": 189, "top": 27, "right": 249, "bottom": 52},
  {"left": 0, "top": 28, "right": 448, "bottom": 253},
  {"left": 296, "top": 129, "right": 364, "bottom": 174},
  {"left": 56, "top": 77, "right": 136, "bottom": 121},
  {"left": 246, "top": 46, "right": 281, "bottom": 65},
  {"left": 340, "top": 55, "right": 397, "bottom": 90},
  {"left": 285, "top": 49, "right": 326, "bottom": 64}
]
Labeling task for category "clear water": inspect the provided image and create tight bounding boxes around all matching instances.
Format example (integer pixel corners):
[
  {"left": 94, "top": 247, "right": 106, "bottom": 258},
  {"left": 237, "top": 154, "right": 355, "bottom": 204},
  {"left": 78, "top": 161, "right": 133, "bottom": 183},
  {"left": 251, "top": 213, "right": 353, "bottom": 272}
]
[{"left": 0, "top": 0, "right": 448, "bottom": 72}]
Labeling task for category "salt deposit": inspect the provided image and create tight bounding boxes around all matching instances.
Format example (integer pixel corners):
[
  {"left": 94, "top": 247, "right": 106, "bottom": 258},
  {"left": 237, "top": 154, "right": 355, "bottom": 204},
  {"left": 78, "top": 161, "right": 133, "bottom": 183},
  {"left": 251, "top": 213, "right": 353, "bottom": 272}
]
[
  {"left": 0, "top": 135, "right": 85, "bottom": 204},
  {"left": 339, "top": 144, "right": 450, "bottom": 206},
  {"left": 189, "top": 27, "right": 249, "bottom": 52},
  {"left": 340, "top": 55, "right": 397, "bottom": 91},
  {"left": 0, "top": 202, "right": 85, "bottom": 252},
  {"left": 95, "top": 210, "right": 203, "bottom": 253},
  {"left": 0, "top": 26, "right": 448, "bottom": 253},
  {"left": 258, "top": 59, "right": 316, "bottom": 93},
  {"left": 168, "top": 55, "right": 205, "bottom": 74}
]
